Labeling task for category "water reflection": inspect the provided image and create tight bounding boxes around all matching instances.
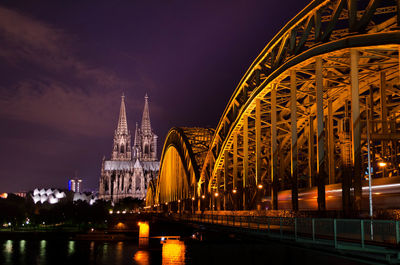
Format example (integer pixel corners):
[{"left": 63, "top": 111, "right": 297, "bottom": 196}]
[
  {"left": 134, "top": 250, "right": 150, "bottom": 265},
  {"left": 4, "top": 240, "right": 12, "bottom": 254},
  {"left": 40, "top": 240, "right": 46, "bottom": 262},
  {"left": 68, "top": 241, "right": 75, "bottom": 256},
  {"left": 139, "top": 238, "right": 149, "bottom": 248},
  {"left": 115, "top": 241, "right": 123, "bottom": 264},
  {"left": 20, "top": 240, "right": 25, "bottom": 253},
  {"left": 4, "top": 240, "right": 12, "bottom": 264},
  {"left": 162, "top": 240, "right": 185, "bottom": 265}
]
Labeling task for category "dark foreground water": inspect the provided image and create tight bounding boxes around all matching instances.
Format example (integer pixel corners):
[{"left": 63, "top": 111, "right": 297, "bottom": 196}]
[{"left": 0, "top": 234, "right": 368, "bottom": 265}]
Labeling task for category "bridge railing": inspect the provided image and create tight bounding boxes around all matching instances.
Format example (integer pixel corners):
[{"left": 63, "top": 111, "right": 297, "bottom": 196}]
[{"left": 173, "top": 213, "right": 400, "bottom": 253}]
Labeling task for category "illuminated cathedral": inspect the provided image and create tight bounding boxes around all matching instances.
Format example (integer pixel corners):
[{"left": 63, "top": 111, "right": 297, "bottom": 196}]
[{"left": 99, "top": 94, "right": 159, "bottom": 202}]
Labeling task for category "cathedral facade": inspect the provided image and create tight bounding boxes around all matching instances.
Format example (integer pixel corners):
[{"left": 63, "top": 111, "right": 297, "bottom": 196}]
[{"left": 99, "top": 94, "right": 159, "bottom": 202}]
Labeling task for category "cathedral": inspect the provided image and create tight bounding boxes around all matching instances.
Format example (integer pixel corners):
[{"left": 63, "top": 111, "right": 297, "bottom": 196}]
[{"left": 99, "top": 94, "right": 159, "bottom": 202}]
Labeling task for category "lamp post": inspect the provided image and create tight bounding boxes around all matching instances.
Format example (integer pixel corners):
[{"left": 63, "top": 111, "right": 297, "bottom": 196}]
[{"left": 365, "top": 98, "right": 374, "bottom": 239}]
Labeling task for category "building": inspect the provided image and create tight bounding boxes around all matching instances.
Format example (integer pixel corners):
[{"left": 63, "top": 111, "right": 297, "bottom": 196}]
[
  {"left": 98, "top": 94, "right": 159, "bottom": 202},
  {"left": 68, "top": 178, "right": 82, "bottom": 192}
]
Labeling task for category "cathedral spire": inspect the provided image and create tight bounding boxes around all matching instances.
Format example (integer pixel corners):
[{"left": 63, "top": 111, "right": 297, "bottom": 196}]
[
  {"left": 134, "top": 122, "right": 139, "bottom": 146},
  {"left": 141, "top": 94, "right": 152, "bottom": 135},
  {"left": 117, "top": 94, "right": 128, "bottom": 135}
]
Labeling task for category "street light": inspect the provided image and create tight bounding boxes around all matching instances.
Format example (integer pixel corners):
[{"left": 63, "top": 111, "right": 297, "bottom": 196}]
[
  {"left": 232, "top": 189, "right": 237, "bottom": 194},
  {"left": 365, "top": 97, "right": 374, "bottom": 240},
  {"left": 214, "top": 192, "right": 219, "bottom": 197},
  {"left": 201, "top": 195, "right": 205, "bottom": 199},
  {"left": 257, "top": 184, "right": 263, "bottom": 189},
  {"left": 378, "top": 161, "right": 387, "bottom": 167}
]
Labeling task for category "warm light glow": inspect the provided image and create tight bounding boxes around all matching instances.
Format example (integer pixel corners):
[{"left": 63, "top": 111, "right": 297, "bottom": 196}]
[
  {"left": 257, "top": 184, "right": 263, "bottom": 189},
  {"left": 138, "top": 222, "right": 150, "bottom": 238},
  {"left": 166, "top": 202, "right": 168, "bottom": 205},
  {"left": 116, "top": 210, "right": 120, "bottom": 214},
  {"left": 232, "top": 189, "right": 237, "bottom": 194},
  {"left": 134, "top": 250, "right": 150, "bottom": 265},
  {"left": 162, "top": 240, "right": 185, "bottom": 265},
  {"left": 201, "top": 195, "right": 205, "bottom": 199},
  {"left": 191, "top": 197, "right": 195, "bottom": 201},
  {"left": 115, "top": 222, "right": 127, "bottom": 229},
  {"left": 178, "top": 200, "right": 181, "bottom": 203},
  {"left": 378, "top": 161, "right": 387, "bottom": 167},
  {"left": 0, "top": 193, "right": 8, "bottom": 199},
  {"left": 214, "top": 192, "right": 219, "bottom": 197}
]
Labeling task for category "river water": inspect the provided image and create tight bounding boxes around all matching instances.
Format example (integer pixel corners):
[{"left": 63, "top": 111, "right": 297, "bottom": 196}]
[{"left": 0, "top": 234, "right": 367, "bottom": 265}]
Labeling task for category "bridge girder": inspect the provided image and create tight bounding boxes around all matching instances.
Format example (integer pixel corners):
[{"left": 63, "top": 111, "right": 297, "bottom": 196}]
[{"left": 199, "top": 0, "right": 400, "bottom": 211}]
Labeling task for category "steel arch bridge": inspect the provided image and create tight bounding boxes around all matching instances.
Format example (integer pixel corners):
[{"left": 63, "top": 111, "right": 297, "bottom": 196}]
[
  {"left": 146, "top": 127, "right": 213, "bottom": 211},
  {"left": 149, "top": 0, "right": 400, "bottom": 214}
]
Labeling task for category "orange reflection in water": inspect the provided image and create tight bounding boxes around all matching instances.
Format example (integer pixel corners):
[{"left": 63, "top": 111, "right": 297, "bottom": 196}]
[
  {"left": 162, "top": 240, "right": 185, "bottom": 265},
  {"left": 134, "top": 250, "right": 150, "bottom": 265},
  {"left": 139, "top": 238, "right": 149, "bottom": 248}
]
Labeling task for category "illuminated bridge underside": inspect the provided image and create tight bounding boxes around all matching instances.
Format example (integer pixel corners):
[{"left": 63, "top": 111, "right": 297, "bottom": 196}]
[
  {"left": 151, "top": 127, "right": 213, "bottom": 206},
  {"left": 199, "top": 0, "right": 400, "bottom": 211}
]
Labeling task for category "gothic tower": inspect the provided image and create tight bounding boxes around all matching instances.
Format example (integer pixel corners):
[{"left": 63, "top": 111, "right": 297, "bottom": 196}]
[
  {"left": 99, "top": 94, "right": 159, "bottom": 202},
  {"left": 111, "top": 95, "right": 132, "bottom": 161},
  {"left": 133, "top": 94, "right": 158, "bottom": 161}
]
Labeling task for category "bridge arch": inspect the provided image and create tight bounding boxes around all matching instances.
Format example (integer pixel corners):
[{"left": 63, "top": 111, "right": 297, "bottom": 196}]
[
  {"left": 152, "top": 127, "right": 213, "bottom": 209},
  {"left": 198, "top": 0, "right": 400, "bottom": 212}
]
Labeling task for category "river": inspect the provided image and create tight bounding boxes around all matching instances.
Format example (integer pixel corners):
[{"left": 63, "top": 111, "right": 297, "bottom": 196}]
[{"left": 0, "top": 230, "right": 368, "bottom": 264}]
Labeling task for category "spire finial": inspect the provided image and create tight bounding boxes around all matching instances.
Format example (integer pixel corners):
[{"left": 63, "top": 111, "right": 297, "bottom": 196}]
[
  {"left": 141, "top": 94, "right": 152, "bottom": 135},
  {"left": 116, "top": 95, "right": 128, "bottom": 135}
]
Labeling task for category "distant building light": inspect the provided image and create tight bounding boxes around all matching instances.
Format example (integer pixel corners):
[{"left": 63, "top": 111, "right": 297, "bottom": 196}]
[
  {"left": 232, "top": 189, "right": 237, "bottom": 194},
  {"left": 0, "top": 193, "right": 7, "bottom": 199},
  {"left": 68, "top": 178, "right": 83, "bottom": 192},
  {"left": 257, "top": 184, "right": 263, "bottom": 189},
  {"left": 214, "top": 192, "right": 219, "bottom": 197}
]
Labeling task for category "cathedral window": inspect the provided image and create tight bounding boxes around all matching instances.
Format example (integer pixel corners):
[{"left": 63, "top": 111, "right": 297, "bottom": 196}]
[
  {"left": 121, "top": 145, "right": 125, "bottom": 153},
  {"left": 136, "top": 177, "right": 141, "bottom": 191}
]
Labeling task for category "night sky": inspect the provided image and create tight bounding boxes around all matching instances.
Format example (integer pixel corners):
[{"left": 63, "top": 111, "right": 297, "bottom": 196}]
[{"left": 0, "top": 0, "right": 309, "bottom": 192}]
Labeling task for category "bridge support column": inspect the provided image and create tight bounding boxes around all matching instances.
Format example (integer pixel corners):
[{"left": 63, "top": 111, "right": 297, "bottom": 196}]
[
  {"left": 308, "top": 115, "right": 315, "bottom": 188},
  {"left": 350, "top": 49, "right": 362, "bottom": 212},
  {"left": 216, "top": 172, "right": 221, "bottom": 211},
  {"left": 233, "top": 131, "right": 238, "bottom": 210},
  {"left": 255, "top": 98, "right": 263, "bottom": 209},
  {"left": 271, "top": 84, "right": 278, "bottom": 210},
  {"left": 380, "top": 71, "right": 388, "bottom": 178},
  {"left": 316, "top": 56, "right": 326, "bottom": 212},
  {"left": 243, "top": 115, "right": 249, "bottom": 210},
  {"left": 290, "top": 70, "right": 299, "bottom": 211},
  {"left": 224, "top": 150, "right": 228, "bottom": 210},
  {"left": 328, "top": 98, "right": 335, "bottom": 184}
]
